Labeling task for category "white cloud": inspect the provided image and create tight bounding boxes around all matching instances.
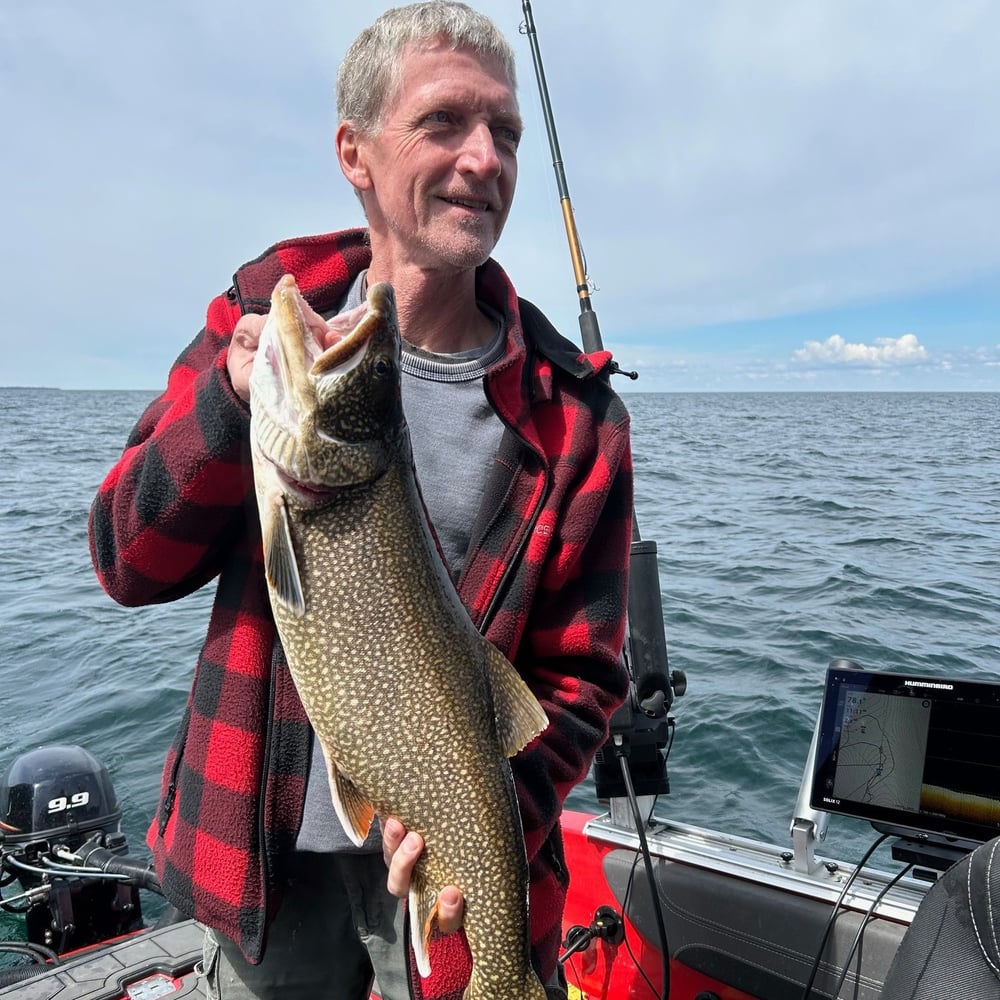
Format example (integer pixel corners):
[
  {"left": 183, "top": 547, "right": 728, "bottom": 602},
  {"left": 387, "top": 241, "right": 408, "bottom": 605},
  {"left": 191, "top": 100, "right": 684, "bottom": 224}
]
[{"left": 793, "top": 334, "right": 929, "bottom": 367}]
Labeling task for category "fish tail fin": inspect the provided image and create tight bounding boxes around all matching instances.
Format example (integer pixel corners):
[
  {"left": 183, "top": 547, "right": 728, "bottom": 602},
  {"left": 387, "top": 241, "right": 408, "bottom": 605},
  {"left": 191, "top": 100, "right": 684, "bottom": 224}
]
[
  {"left": 408, "top": 879, "right": 438, "bottom": 979},
  {"left": 481, "top": 639, "right": 549, "bottom": 757}
]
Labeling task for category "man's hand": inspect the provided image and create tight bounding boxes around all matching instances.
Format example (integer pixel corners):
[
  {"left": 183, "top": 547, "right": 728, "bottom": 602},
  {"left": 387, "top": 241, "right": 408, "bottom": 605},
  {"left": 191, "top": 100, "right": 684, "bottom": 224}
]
[
  {"left": 226, "top": 289, "right": 342, "bottom": 404},
  {"left": 227, "top": 314, "right": 266, "bottom": 403},
  {"left": 382, "top": 818, "right": 465, "bottom": 934}
]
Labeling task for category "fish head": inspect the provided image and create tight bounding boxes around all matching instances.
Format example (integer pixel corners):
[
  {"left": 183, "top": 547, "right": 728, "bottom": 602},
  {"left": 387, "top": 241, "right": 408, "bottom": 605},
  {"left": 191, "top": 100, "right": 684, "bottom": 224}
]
[
  {"left": 311, "top": 280, "right": 403, "bottom": 450},
  {"left": 249, "top": 275, "right": 406, "bottom": 508}
]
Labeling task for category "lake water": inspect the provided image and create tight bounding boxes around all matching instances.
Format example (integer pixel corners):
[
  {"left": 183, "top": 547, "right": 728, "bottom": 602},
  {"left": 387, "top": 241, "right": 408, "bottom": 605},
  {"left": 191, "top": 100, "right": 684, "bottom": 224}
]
[{"left": 1, "top": 387, "right": 997, "bottom": 942}]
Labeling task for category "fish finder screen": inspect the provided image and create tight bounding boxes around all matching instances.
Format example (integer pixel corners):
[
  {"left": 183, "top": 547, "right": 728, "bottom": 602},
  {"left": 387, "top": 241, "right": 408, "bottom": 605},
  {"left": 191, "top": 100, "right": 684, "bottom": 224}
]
[{"left": 811, "top": 665, "right": 1000, "bottom": 844}]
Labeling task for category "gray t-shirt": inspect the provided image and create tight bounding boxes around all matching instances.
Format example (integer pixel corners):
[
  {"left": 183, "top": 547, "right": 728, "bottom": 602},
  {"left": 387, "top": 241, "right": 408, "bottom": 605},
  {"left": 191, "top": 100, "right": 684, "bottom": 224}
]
[{"left": 295, "top": 271, "right": 506, "bottom": 853}]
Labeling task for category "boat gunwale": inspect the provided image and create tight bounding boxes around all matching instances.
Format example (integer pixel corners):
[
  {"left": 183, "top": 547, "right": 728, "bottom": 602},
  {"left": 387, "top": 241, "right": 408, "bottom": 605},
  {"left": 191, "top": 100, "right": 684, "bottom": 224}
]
[{"left": 583, "top": 811, "right": 930, "bottom": 925}]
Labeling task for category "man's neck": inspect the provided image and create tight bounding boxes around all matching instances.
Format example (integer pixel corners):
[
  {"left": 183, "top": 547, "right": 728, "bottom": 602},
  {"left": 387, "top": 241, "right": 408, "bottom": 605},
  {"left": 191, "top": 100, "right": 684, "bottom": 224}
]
[{"left": 366, "top": 261, "right": 497, "bottom": 355}]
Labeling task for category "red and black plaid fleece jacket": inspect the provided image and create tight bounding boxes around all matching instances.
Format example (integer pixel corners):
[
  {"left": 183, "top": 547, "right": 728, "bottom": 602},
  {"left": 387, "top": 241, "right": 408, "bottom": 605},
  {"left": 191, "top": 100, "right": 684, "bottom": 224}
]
[{"left": 88, "top": 228, "right": 632, "bottom": 994}]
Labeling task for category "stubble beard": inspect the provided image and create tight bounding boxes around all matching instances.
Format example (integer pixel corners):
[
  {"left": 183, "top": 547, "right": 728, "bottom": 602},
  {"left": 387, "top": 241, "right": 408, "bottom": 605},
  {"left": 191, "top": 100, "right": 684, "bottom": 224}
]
[{"left": 384, "top": 199, "right": 505, "bottom": 274}]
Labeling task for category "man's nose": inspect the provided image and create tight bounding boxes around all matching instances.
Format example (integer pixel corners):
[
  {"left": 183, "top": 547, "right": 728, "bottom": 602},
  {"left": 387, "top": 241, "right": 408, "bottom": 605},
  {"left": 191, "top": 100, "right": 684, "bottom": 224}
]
[{"left": 457, "top": 123, "right": 502, "bottom": 179}]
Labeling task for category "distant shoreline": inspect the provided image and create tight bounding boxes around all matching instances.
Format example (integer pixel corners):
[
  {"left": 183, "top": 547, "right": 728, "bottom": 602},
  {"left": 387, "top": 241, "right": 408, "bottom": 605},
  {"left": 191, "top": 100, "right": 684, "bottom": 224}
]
[{"left": 3, "top": 386, "right": 998, "bottom": 397}]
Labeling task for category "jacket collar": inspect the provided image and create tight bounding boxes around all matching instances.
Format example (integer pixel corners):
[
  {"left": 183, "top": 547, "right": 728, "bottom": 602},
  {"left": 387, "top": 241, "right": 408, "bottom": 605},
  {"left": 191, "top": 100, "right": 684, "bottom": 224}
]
[{"left": 230, "top": 226, "right": 616, "bottom": 401}]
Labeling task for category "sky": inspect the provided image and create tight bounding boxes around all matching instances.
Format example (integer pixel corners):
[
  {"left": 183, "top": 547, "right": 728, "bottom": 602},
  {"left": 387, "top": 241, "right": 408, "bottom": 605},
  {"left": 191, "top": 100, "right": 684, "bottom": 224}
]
[{"left": 2, "top": 1, "right": 998, "bottom": 393}]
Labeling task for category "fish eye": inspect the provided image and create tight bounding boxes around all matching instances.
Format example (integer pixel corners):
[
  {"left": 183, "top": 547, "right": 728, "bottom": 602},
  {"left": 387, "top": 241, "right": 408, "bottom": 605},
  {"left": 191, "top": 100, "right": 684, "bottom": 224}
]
[{"left": 373, "top": 356, "right": 393, "bottom": 377}]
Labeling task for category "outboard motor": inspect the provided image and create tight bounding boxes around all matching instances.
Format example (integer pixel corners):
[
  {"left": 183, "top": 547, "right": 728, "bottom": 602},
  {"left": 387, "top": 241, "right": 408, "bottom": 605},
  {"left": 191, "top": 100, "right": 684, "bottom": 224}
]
[{"left": 0, "top": 745, "right": 145, "bottom": 954}]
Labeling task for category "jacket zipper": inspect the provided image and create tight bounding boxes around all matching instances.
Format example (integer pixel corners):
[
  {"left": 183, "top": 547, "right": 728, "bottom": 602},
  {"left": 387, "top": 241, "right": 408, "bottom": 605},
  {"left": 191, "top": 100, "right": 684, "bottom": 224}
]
[
  {"left": 157, "top": 714, "right": 189, "bottom": 836},
  {"left": 157, "top": 782, "right": 176, "bottom": 837},
  {"left": 257, "top": 640, "right": 280, "bottom": 895}
]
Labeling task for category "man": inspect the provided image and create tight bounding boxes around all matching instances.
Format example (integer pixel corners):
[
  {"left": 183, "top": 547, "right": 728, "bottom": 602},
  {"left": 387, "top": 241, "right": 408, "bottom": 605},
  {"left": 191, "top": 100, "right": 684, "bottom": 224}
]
[{"left": 89, "top": 3, "right": 632, "bottom": 998}]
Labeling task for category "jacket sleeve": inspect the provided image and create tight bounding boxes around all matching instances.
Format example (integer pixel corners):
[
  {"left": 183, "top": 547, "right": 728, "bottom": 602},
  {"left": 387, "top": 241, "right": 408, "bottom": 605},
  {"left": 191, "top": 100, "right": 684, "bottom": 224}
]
[
  {"left": 510, "top": 420, "right": 634, "bottom": 863},
  {"left": 89, "top": 291, "right": 254, "bottom": 606}
]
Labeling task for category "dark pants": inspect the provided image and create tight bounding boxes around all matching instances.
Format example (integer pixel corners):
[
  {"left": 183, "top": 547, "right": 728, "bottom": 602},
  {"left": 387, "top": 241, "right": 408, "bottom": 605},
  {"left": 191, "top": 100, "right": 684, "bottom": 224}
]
[{"left": 202, "top": 851, "right": 408, "bottom": 999}]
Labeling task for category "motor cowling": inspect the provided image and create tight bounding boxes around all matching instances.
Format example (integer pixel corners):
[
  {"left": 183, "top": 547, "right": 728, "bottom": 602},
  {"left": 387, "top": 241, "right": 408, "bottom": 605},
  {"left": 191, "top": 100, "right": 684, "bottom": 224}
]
[{"left": 1, "top": 745, "right": 122, "bottom": 850}]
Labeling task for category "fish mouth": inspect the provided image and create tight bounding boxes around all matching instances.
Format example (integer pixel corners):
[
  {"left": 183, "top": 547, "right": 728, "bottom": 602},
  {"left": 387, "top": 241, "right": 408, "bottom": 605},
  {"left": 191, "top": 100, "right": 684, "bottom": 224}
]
[
  {"left": 251, "top": 277, "right": 400, "bottom": 505},
  {"left": 251, "top": 426, "right": 343, "bottom": 507},
  {"left": 274, "top": 468, "right": 338, "bottom": 503},
  {"left": 311, "top": 283, "right": 394, "bottom": 377}
]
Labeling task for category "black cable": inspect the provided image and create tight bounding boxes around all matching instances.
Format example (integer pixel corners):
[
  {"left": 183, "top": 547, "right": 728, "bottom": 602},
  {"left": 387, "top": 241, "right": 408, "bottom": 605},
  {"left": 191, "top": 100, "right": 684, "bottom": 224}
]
[
  {"left": 0, "top": 940, "right": 60, "bottom": 965},
  {"left": 620, "top": 841, "right": 661, "bottom": 998},
  {"left": 561, "top": 795, "right": 662, "bottom": 998},
  {"left": 799, "top": 832, "right": 890, "bottom": 1000},
  {"left": 825, "top": 863, "right": 913, "bottom": 1000},
  {"left": 5, "top": 845, "right": 160, "bottom": 894},
  {"left": 615, "top": 738, "right": 670, "bottom": 999},
  {"left": 662, "top": 717, "right": 676, "bottom": 762},
  {"left": 558, "top": 925, "right": 594, "bottom": 963},
  {"left": 563, "top": 952, "right": 583, "bottom": 992},
  {"left": 70, "top": 840, "right": 162, "bottom": 894}
]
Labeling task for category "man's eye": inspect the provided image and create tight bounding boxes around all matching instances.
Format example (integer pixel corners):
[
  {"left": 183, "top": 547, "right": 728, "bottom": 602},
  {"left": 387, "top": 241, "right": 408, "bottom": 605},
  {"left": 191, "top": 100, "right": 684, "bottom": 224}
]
[
  {"left": 426, "top": 110, "right": 451, "bottom": 124},
  {"left": 496, "top": 126, "right": 520, "bottom": 149}
]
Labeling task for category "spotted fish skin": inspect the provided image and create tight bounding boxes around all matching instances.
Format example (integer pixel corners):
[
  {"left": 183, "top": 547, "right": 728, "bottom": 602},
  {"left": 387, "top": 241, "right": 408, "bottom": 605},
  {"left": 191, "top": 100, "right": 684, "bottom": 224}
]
[{"left": 248, "top": 274, "right": 549, "bottom": 999}]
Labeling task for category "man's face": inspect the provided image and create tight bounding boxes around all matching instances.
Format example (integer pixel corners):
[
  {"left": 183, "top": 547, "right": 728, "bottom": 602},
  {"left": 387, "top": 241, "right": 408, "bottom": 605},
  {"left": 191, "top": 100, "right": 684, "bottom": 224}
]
[{"left": 354, "top": 41, "right": 521, "bottom": 275}]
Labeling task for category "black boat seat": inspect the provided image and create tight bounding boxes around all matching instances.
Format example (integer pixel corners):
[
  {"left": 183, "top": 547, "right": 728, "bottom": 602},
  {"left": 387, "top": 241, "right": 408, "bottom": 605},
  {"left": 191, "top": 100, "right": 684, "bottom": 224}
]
[{"left": 881, "top": 836, "right": 1000, "bottom": 999}]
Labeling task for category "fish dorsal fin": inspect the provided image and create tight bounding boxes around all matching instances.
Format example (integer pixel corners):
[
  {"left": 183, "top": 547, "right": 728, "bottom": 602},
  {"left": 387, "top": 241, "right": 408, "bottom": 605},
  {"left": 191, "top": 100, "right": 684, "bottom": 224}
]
[
  {"left": 262, "top": 497, "right": 305, "bottom": 617},
  {"left": 408, "top": 877, "right": 438, "bottom": 979},
  {"left": 321, "top": 748, "right": 376, "bottom": 847},
  {"left": 481, "top": 639, "right": 549, "bottom": 757}
]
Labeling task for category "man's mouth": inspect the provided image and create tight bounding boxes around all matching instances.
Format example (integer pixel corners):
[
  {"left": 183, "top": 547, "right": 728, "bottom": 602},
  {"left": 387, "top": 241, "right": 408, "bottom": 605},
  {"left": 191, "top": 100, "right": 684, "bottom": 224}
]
[{"left": 441, "top": 196, "right": 492, "bottom": 212}]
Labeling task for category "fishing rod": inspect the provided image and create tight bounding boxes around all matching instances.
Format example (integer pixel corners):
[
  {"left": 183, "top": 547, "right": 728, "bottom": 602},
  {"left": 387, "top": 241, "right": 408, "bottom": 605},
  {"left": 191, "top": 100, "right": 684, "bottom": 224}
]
[
  {"left": 520, "top": 4, "right": 677, "bottom": 998},
  {"left": 518, "top": 0, "right": 680, "bottom": 757},
  {"left": 519, "top": 0, "right": 635, "bottom": 376}
]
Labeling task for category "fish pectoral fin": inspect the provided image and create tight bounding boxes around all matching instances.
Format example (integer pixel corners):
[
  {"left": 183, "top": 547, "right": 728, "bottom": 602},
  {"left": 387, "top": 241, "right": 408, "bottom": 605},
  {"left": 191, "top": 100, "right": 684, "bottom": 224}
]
[
  {"left": 482, "top": 639, "right": 550, "bottom": 757},
  {"left": 262, "top": 497, "right": 305, "bottom": 617},
  {"left": 408, "top": 879, "right": 438, "bottom": 979},
  {"left": 328, "top": 765, "right": 376, "bottom": 847}
]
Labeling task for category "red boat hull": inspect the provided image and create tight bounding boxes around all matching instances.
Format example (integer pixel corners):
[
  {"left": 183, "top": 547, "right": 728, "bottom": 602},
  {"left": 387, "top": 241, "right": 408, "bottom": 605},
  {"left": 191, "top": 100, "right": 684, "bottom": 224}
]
[{"left": 561, "top": 810, "right": 759, "bottom": 1000}]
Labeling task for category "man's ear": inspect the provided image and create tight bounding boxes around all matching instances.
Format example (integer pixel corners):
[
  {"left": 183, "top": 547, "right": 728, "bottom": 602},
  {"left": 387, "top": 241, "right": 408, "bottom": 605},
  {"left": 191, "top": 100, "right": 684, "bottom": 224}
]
[{"left": 336, "top": 121, "right": 372, "bottom": 192}]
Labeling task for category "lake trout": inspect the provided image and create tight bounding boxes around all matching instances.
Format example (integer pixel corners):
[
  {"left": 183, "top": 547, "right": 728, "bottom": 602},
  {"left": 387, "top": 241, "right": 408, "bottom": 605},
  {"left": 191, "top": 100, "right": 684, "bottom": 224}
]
[{"left": 248, "top": 274, "right": 549, "bottom": 999}]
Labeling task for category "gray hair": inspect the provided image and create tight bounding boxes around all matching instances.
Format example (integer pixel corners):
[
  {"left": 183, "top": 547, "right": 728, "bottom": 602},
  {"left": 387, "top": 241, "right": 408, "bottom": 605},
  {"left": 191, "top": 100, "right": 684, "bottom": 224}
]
[{"left": 337, "top": 2, "right": 518, "bottom": 135}]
